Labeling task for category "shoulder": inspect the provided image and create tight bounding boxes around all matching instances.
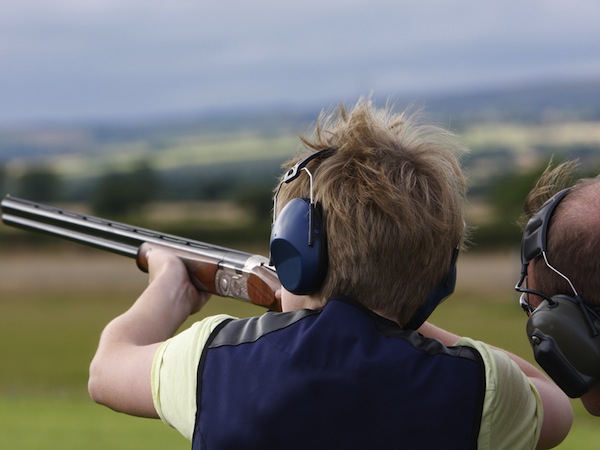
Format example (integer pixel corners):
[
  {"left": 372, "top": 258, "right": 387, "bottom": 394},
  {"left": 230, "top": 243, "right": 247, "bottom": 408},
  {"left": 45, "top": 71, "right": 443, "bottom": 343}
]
[
  {"left": 456, "top": 337, "right": 543, "bottom": 449},
  {"left": 456, "top": 337, "right": 538, "bottom": 393},
  {"left": 455, "top": 337, "right": 539, "bottom": 399},
  {"left": 209, "top": 309, "right": 319, "bottom": 348}
]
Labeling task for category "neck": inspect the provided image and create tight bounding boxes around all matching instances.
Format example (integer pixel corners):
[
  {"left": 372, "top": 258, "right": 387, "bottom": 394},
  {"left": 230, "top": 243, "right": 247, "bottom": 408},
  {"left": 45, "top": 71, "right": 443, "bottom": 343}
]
[{"left": 281, "top": 292, "right": 325, "bottom": 312}]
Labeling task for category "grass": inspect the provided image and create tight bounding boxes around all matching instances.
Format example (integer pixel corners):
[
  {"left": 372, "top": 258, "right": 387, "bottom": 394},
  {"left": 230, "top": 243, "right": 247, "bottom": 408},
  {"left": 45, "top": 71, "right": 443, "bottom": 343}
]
[
  {"left": 0, "top": 396, "right": 187, "bottom": 450},
  {"left": 0, "top": 250, "right": 595, "bottom": 448},
  {"left": 462, "top": 121, "right": 600, "bottom": 151}
]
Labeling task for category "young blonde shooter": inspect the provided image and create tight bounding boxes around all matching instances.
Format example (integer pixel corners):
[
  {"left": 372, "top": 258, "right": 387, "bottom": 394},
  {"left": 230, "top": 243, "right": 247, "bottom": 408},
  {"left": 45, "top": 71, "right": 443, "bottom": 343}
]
[
  {"left": 88, "top": 97, "right": 573, "bottom": 450},
  {"left": 275, "top": 98, "right": 468, "bottom": 326}
]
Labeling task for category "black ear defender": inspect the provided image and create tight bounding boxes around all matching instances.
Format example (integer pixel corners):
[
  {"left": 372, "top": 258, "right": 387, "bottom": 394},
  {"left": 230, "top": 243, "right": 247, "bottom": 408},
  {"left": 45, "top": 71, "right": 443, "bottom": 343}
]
[
  {"left": 526, "top": 296, "right": 600, "bottom": 398},
  {"left": 517, "top": 187, "right": 600, "bottom": 397},
  {"left": 269, "top": 149, "right": 334, "bottom": 295}
]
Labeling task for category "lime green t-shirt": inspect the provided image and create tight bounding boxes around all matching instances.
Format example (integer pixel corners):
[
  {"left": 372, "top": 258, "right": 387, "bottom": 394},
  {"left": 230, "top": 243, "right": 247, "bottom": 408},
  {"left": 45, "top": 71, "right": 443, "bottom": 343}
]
[{"left": 152, "top": 318, "right": 543, "bottom": 449}]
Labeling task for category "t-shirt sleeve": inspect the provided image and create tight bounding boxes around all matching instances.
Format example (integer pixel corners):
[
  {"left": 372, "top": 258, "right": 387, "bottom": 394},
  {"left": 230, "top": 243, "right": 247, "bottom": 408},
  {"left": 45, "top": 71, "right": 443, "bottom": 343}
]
[
  {"left": 456, "top": 337, "right": 543, "bottom": 450},
  {"left": 151, "top": 314, "right": 235, "bottom": 441}
]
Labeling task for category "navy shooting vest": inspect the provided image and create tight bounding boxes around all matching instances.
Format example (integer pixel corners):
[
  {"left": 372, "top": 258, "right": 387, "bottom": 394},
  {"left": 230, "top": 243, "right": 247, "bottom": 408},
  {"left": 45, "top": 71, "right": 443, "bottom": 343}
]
[{"left": 192, "top": 297, "right": 486, "bottom": 449}]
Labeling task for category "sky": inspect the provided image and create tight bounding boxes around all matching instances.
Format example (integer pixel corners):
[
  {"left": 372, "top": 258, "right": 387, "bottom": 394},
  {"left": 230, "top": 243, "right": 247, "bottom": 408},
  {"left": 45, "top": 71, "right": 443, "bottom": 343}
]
[{"left": 2, "top": 0, "right": 600, "bottom": 126}]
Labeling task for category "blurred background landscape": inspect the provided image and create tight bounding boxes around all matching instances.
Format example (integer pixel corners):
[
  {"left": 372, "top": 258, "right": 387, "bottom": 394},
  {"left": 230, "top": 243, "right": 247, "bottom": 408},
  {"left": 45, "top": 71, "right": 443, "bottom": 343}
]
[
  {"left": 2, "top": 79, "right": 600, "bottom": 250},
  {"left": 1, "top": 1, "right": 600, "bottom": 448}
]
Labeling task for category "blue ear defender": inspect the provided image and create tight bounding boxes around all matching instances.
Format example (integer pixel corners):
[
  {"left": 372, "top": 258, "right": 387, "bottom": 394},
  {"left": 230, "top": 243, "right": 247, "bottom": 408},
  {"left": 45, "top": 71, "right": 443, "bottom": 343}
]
[
  {"left": 269, "top": 149, "right": 333, "bottom": 295},
  {"left": 404, "top": 247, "right": 459, "bottom": 330},
  {"left": 270, "top": 198, "right": 327, "bottom": 294}
]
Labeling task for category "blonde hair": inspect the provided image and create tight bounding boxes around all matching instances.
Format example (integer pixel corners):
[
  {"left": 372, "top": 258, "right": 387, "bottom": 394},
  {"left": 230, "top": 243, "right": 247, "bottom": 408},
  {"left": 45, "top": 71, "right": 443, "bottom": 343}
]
[{"left": 275, "top": 98, "right": 468, "bottom": 325}]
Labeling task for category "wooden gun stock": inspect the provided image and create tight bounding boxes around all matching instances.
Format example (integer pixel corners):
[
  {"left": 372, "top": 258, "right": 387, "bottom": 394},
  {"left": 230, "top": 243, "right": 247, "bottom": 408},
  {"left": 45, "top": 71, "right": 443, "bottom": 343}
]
[{"left": 1, "top": 196, "right": 281, "bottom": 311}]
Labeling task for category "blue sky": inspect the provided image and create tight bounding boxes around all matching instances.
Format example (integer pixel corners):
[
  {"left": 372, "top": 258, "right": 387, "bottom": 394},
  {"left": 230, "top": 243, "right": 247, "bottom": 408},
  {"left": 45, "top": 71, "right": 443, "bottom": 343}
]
[{"left": 2, "top": 0, "right": 600, "bottom": 126}]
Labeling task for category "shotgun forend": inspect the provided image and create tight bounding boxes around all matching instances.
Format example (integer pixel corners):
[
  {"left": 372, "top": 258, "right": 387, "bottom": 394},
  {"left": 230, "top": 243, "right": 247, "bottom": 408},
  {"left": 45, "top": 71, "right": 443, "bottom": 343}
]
[{"left": 0, "top": 196, "right": 281, "bottom": 311}]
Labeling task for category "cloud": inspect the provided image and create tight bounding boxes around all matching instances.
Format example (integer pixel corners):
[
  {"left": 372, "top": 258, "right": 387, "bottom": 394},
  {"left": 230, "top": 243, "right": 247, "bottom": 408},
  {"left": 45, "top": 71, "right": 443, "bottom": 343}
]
[{"left": 1, "top": 0, "right": 600, "bottom": 125}]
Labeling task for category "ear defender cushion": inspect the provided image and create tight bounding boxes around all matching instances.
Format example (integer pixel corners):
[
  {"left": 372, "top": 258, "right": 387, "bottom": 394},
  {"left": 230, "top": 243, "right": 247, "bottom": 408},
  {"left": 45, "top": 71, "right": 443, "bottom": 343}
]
[
  {"left": 527, "top": 295, "right": 600, "bottom": 397},
  {"left": 270, "top": 198, "right": 327, "bottom": 295},
  {"left": 404, "top": 262, "right": 457, "bottom": 330}
]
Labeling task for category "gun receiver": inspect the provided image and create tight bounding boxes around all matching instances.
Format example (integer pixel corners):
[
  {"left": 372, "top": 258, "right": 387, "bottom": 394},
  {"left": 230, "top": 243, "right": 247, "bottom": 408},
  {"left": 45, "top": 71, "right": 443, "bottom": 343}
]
[{"left": 0, "top": 196, "right": 281, "bottom": 311}]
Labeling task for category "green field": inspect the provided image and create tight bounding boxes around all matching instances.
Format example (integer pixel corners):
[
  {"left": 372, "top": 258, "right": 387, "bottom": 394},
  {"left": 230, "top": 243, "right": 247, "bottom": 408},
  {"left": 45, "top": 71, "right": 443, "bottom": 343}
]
[
  {"left": 0, "top": 250, "right": 597, "bottom": 449},
  {"left": 15, "top": 131, "right": 299, "bottom": 181}
]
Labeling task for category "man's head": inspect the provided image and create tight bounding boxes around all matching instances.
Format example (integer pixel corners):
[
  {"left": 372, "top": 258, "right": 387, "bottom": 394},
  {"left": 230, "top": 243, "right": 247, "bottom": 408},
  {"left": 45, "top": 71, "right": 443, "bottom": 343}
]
[
  {"left": 520, "top": 160, "right": 600, "bottom": 308},
  {"left": 518, "top": 160, "right": 600, "bottom": 410},
  {"left": 272, "top": 98, "right": 468, "bottom": 327}
]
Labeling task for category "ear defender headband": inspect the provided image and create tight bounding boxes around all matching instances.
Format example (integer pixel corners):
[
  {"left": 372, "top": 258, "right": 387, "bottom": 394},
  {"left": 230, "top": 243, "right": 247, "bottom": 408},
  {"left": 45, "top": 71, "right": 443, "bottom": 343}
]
[
  {"left": 517, "top": 187, "right": 600, "bottom": 397},
  {"left": 404, "top": 247, "right": 460, "bottom": 330},
  {"left": 269, "top": 149, "right": 334, "bottom": 295}
]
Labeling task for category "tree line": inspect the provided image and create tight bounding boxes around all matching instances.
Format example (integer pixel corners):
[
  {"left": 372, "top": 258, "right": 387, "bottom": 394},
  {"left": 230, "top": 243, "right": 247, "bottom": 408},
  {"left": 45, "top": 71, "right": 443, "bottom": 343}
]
[
  {"left": 0, "top": 160, "right": 275, "bottom": 222},
  {"left": 0, "top": 157, "right": 596, "bottom": 250}
]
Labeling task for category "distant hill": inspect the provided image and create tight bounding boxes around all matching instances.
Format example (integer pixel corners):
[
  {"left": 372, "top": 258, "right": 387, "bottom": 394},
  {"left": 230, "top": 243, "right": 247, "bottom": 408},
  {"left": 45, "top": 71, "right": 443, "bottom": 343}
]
[
  {"left": 1, "top": 78, "right": 599, "bottom": 164},
  {"left": 416, "top": 78, "right": 600, "bottom": 127}
]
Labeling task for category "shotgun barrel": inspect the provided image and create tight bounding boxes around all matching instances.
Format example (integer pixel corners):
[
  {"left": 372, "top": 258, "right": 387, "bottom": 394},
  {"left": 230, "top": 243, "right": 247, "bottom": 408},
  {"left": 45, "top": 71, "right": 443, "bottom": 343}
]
[{"left": 0, "top": 196, "right": 281, "bottom": 310}]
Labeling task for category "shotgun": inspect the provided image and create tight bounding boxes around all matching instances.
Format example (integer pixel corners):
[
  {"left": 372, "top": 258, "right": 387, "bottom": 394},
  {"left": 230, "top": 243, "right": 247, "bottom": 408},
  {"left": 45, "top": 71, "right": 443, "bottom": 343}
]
[{"left": 0, "top": 195, "right": 281, "bottom": 311}]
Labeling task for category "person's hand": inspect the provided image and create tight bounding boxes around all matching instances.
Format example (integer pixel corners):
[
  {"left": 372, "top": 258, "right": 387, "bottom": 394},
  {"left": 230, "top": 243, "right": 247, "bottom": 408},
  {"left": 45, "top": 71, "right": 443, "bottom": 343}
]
[{"left": 146, "top": 248, "right": 212, "bottom": 315}]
